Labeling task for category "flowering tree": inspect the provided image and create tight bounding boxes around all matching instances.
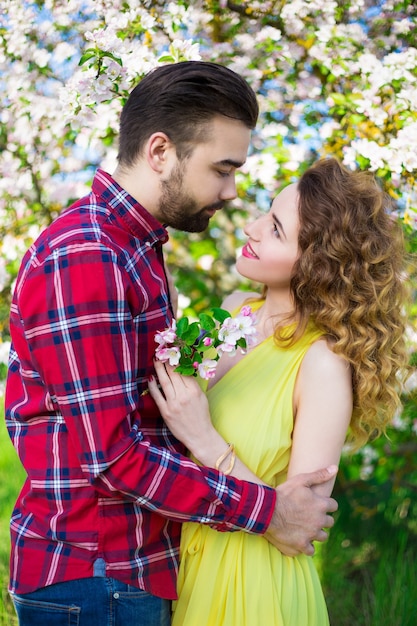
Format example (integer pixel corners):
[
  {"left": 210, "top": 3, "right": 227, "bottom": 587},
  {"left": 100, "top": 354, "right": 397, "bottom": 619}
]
[
  {"left": 0, "top": 0, "right": 416, "bottom": 524},
  {"left": 1, "top": 0, "right": 417, "bottom": 327}
]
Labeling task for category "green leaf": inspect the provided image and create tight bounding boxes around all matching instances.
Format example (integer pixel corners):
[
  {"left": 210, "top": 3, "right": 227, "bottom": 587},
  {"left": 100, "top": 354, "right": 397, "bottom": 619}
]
[
  {"left": 199, "top": 313, "right": 216, "bottom": 331},
  {"left": 79, "top": 49, "right": 97, "bottom": 66},
  {"left": 179, "top": 354, "right": 193, "bottom": 366},
  {"left": 182, "top": 345, "right": 193, "bottom": 357},
  {"left": 176, "top": 317, "right": 189, "bottom": 336},
  {"left": 176, "top": 363, "right": 197, "bottom": 376},
  {"left": 158, "top": 55, "right": 175, "bottom": 63},
  {"left": 100, "top": 51, "right": 123, "bottom": 66},
  {"left": 198, "top": 341, "right": 212, "bottom": 353},
  {"left": 211, "top": 307, "right": 231, "bottom": 323},
  {"left": 329, "top": 92, "right": 347, "bottom": 105},
  {"left": 182, "top": 322, "right": 200, "bottom": 344}
]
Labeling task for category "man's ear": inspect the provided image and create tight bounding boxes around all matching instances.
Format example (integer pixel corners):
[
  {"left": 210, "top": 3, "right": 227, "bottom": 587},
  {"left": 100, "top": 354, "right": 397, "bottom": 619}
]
[{"left": 145, "top": 132, "right": 175, "bottom": 174}]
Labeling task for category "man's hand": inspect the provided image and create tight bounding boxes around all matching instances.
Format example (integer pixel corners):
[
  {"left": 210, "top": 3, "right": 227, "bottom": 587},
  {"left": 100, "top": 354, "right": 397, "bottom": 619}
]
[{"left": 264, "top": 466, "right": 338, "bottom": 556}]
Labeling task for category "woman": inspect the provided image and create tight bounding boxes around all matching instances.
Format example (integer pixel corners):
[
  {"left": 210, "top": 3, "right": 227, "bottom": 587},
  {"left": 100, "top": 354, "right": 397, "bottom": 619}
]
[{"left": 149, "top": 158, "right": 408, "bottom": 625}]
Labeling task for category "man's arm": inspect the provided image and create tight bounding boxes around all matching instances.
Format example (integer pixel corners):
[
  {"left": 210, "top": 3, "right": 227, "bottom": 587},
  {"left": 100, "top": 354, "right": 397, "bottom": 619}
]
[{"left": 14, "top": 242, "right": 275, "bottom": 533}]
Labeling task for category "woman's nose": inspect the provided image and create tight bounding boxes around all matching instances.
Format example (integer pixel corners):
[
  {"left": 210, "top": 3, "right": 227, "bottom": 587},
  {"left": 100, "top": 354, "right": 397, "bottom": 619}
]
[{"left": 244, "top": 215, "right": 262, "bottom": 238}]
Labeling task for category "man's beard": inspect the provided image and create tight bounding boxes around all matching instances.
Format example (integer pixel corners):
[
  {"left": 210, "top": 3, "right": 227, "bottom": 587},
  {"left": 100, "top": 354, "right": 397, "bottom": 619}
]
[{"left": 158, "top": 162, "right": 225, "bottom": 232}]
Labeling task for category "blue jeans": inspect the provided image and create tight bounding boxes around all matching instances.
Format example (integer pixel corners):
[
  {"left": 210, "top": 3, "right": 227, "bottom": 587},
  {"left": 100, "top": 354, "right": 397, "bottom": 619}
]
[{"left": 11, "top": 577, "right": 171, "bottom": 626}]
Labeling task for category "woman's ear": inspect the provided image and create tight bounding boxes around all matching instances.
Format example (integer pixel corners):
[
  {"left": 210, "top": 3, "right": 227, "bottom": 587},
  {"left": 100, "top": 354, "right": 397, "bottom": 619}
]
[{"left": 145, "top": 132, "right": 176, "bottom": 174}]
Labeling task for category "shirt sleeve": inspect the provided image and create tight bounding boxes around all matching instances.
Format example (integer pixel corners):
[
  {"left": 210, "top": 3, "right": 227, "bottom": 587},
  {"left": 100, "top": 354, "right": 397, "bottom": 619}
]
[{"left": 15, "top": 241, "right": 276, "bottom": 534}]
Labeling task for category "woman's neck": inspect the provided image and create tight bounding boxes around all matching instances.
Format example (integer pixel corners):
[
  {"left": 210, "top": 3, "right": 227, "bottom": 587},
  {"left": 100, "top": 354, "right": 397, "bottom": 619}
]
[{"left": 255, "top": 292, "right": 295, "bottom": 340}]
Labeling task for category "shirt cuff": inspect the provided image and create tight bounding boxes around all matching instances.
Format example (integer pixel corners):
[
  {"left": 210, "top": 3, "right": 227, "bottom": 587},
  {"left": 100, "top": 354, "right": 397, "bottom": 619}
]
[{"left": 217, "top": 482, "right": 276, "bottom": 534}]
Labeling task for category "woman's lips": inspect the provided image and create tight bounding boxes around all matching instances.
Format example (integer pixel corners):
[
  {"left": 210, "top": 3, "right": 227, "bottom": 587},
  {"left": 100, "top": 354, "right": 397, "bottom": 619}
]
[{"left": 241, "top": 243, "right": 258, "bottom": 259}]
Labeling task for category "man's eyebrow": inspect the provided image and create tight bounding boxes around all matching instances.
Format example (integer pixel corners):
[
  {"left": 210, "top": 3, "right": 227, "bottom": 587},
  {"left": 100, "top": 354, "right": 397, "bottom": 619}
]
[
  {"left": 214, "top": 158, "right": 245, "bottom": 168},
  {"left": 272, "top": 212, "right": 286, "bottom": 239}
]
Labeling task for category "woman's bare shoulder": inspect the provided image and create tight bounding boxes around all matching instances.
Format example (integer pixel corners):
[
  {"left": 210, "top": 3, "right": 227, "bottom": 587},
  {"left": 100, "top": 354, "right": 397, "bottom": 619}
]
[
  {"left": 297, "top": 338, "right": 352, "bottom": 400},
  {"left": 221, "top": 290, "right": 261, "bottom": 313}
]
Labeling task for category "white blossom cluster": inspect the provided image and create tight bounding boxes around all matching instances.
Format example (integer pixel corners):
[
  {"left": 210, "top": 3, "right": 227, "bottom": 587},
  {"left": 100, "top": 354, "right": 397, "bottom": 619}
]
[
  {"left": 0, "top": 0, "right": 415, "bottom": 225},
  {"left": 0, "top": 0, "right": 415, "bottom": 476}
]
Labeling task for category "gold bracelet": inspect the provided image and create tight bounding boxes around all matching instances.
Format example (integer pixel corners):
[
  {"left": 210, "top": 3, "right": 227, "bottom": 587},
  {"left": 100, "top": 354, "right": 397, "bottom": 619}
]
[
  {"left": 215, "top": 443, "right": 235, "bottom": 474},
  {"left": 215, "top": 443, "right": 233, "bottom": 470},
  {"left": 222, "top": 447, "right": 236, "bottom": 475}
]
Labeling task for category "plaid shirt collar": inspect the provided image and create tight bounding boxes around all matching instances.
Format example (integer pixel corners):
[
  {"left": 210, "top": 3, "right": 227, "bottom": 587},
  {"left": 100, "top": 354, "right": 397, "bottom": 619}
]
[{"left": 93, "top": 168, "right": 169, "bottom": 247}]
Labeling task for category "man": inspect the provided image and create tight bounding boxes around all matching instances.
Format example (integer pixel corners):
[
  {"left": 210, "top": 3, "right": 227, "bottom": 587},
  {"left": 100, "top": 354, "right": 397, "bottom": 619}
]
[{"left": 6, "top": 61, "right": 337, "bottom": 625}]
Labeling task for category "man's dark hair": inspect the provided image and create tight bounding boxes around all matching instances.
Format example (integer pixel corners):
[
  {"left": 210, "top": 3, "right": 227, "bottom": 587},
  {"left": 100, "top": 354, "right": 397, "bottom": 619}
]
[{"left": 117, "top": 61, "right": 259, "bottom": 167}]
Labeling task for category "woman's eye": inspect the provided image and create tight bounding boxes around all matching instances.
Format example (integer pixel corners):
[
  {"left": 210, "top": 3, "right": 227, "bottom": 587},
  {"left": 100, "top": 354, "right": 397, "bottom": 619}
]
[
  {"left": 273, "top": 222, "right": 281, "bottom": 238},
  {"left": 218, "top": 170, "right": 231, "bottom": 178}
]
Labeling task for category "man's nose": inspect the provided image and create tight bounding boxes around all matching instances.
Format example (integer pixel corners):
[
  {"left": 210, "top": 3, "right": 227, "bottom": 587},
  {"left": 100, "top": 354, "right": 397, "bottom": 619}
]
[{"left": 219, "top": 175, "right": 237, "bottom": 201}]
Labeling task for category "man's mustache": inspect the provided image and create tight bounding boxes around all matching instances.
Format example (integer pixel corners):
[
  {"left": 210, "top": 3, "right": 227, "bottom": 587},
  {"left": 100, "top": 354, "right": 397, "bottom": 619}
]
[{"left": 202, "top": 201, "right": 226, "bottom": 212}]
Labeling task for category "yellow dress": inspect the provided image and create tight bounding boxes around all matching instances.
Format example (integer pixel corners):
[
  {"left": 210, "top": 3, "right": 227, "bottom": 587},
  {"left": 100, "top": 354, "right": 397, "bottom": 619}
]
[{"left": 172, "top": 316, "right": 330, "bottom": 626}]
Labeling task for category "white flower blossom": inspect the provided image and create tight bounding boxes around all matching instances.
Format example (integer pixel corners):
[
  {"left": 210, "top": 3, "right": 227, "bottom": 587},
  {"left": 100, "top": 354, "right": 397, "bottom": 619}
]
[
  {"left": 359, "top": 445, "right": 379, "bottom": 480},
  {"left": 0, "top": 340, "right": 11, "bottom": 366},
  {"left": 155, "top": 321, "right": 177, "bottom": 347},
  {"left": 197, "top": 359, "right": 217, "bottom": 380},
  {"left": 171, "top": 39, "right": 201, "bottom": 61},
  {"left": 155, "top": 346, "right": 181, "bottom": 367}
]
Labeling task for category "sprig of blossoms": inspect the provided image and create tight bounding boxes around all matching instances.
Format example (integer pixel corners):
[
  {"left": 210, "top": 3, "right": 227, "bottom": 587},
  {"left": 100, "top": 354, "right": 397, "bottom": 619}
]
[{"left": 154, "top": 306, "right": 258, "bottom": 380}]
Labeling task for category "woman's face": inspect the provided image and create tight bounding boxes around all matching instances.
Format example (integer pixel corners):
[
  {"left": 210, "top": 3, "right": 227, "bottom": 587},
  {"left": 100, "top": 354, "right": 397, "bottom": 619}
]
[{"left": 236, "top": 183, "right": 300, "bottom": 291}]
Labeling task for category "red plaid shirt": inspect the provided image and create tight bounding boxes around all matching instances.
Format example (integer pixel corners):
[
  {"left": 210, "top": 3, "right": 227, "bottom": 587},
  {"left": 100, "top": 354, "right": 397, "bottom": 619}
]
[{"left": 5, "top": 169, "right": 275, "bottom": 598}]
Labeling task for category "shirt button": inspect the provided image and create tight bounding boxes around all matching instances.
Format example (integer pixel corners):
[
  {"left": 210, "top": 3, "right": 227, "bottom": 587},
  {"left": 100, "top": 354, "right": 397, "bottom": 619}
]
[{"left": 113, "top": 592, "right": 120, "bottom": 599}]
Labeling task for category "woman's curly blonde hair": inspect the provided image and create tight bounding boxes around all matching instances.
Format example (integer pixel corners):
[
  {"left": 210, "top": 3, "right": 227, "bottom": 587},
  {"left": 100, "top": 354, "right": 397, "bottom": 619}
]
[{"left": 271, "top": 158, "right": 409, "bottom": 449}]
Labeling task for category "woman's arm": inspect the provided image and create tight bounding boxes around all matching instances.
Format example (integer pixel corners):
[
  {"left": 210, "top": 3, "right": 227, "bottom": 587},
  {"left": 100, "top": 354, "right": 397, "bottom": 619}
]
[
  {"left": 149, "top": 289, "right": 264, "bottom": 483},
  {"left": 148, "top": 359, "right": 266, "bottom": 486},
  {"left": 148, "top": 318, "right": 351, "bottom": 494},
  {"left": 148, "top": 356, "right": 340, "bottom": 556},
  {"left": 289, "top": 339, "right": 353, "bottom": 497}
]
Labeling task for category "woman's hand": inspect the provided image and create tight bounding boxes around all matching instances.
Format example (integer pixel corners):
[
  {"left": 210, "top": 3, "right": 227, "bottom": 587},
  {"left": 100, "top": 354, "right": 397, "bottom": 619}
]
[
  {"left": 148, "top": 359, "right": 215, "bottom": 454},
  {"left": 149, "top": 359, "right": 273, "bottom": 491}
]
